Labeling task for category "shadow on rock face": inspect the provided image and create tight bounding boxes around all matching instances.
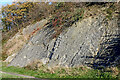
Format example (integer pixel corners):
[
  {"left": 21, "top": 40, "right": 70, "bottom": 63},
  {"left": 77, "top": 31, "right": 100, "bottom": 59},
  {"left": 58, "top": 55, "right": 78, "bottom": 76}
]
[
  {"left": 86, "top": 34, "right": 120, "bottom": 70},
  {"left": 86, "top": 13, "right": 120, "bottom": 70}
]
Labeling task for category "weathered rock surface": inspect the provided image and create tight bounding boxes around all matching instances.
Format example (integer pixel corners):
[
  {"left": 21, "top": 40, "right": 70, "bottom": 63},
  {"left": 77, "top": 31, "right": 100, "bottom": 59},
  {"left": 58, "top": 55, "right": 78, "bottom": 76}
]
[
  {"left": 8, "top": 15, "right": 119, "bottom": 68},
  {"left": 4, "top": 19, "right": 47, "bottom": 62}
]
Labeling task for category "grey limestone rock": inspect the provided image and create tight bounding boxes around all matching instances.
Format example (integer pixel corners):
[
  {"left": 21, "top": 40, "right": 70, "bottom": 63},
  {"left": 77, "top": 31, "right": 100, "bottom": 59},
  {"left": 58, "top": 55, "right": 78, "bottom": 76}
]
[{"left": 8, "top": 15, "right": 119, "bottom": 68}]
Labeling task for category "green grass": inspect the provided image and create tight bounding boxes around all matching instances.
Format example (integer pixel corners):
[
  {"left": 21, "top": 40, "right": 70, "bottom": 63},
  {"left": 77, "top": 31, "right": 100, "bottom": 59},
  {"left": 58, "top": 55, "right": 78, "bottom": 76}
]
[
  {"left": 1, "top": 62, "right": 118, "bottom": 79},
  {"left": 2, "top": 64, "right": 59, "bottom": 78}
]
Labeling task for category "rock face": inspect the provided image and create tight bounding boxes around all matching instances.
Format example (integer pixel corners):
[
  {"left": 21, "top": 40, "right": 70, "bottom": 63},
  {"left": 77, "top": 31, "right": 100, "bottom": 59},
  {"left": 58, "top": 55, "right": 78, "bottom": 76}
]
[
  {"left": 9, "top": 15, "right": 119, "bottom": 68},
  {"left": 4, "top": 19, "right": 47, "bottom": 62}
]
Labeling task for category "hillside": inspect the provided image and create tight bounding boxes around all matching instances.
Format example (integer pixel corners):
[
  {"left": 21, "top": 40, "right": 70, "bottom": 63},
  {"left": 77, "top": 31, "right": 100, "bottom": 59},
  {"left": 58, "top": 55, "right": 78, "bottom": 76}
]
[{"left": 1, "top": 2, "right": 120, "bottom": 78}]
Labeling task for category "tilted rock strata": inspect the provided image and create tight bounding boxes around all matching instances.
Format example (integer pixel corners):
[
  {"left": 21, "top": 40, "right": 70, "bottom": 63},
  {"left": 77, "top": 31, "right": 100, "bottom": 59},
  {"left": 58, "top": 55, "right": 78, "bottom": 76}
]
[{"left": 9, "top": 15, "right": 119, "bottom": 68}]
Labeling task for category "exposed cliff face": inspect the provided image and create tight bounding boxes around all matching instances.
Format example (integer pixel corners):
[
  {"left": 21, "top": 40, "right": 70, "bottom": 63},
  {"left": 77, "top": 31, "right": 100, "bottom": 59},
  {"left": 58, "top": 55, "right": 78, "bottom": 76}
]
[
  {"left": 4, "top": 19, "right": 47, "bottom": 62},
  {"left": 8, "top": 14, "right": 119, "bottom": 68}
]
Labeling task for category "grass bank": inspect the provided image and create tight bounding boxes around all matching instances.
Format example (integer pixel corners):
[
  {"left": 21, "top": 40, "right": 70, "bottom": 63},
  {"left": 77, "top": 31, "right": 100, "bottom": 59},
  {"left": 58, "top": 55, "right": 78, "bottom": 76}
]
[{"left": 1, "top": 62, "right": 119, "bottom": 79}]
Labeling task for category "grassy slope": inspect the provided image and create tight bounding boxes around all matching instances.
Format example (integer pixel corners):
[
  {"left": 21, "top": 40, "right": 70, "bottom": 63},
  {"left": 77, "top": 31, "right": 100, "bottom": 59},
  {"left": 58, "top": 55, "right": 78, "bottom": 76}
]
[{"left": 2, "top": 62, "right": 119, "bottom": 79}]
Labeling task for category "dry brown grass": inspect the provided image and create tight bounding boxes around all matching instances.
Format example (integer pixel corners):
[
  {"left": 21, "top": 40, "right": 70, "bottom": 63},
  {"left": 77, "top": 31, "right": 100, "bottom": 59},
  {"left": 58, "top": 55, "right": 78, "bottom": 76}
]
[
  {"left": 2, "top": 28, "right": 28, "bottom": 61},
  {"left": 111, "top": 67, "right": 120, "bottom": 77}
]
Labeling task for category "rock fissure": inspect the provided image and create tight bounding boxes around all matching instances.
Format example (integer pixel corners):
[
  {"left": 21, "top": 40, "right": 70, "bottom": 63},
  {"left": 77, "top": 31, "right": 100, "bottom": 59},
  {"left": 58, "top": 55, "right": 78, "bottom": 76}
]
[{"left": 49, "top": 36, "right": 62, "bottom": 60}]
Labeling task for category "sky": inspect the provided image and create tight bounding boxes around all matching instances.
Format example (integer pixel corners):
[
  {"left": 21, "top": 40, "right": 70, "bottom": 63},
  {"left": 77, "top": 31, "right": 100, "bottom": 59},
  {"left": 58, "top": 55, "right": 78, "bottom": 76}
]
[
  {"left": 0, "top": 0, "right": 53, "bottom": 8},
  {"left": 0, "top": 2, "right": 12, "bottom": 9},
  {"left": 0, "top": 0, "right": 13, "bottom": 8}
]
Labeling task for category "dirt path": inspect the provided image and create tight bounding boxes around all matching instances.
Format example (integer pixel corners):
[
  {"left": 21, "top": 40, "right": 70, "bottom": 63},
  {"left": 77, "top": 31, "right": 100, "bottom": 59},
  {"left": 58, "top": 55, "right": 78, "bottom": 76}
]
[{"left": 0, "top": 71, "right": 35, "bottom": 78}]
